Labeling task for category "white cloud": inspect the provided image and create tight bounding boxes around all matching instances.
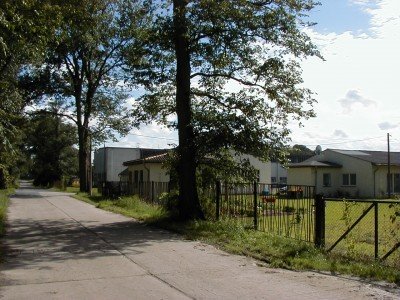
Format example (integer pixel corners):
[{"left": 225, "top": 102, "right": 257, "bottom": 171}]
[
  {"left": 378, "top": 121, "right": 398, "bottom": 130},
  {"left": 333, "top": 129, "right": 348, "bottom": 138},
  {"left": 291, "top": 0, "right": 400, "bottom": 151},
  {"left": 338, "top": 90, "right": 376, "bottom": 113}
]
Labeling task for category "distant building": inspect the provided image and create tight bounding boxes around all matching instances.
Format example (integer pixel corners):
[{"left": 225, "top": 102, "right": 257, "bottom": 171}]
[
  {"left": 288, "top": 149, "right": 400, "bottom": 198},
  {"left": 93, "top": 147, "right": 168, "bottom": 186},
  {"left": 270, "top": 154, "right": 313, "bottom": 186}
]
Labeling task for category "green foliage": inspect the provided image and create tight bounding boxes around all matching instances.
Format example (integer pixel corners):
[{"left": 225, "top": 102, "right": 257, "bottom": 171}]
[
  {"left": 23, "top": 0, "right": 152, "bottom": 191},
  {"left": 0, "top": 188, "right": 14, "bottom": 236},
  {"left": 25, "top": 112, "right": 78, "bottom": 187},
  {"left": 127, "top": 1, "right": 321, "bottom": 219},
  {"left": 0, "top": 1, "right": 61, "bottom": 188},
  {"left": 157, "top": 219, "right": 400, "bottom": 285},
  {"left": 73, "top": 192, "right": 168, "bottom": 222},
  {"left": 132, "top": 0, "right": 321, "bottom": 163}
]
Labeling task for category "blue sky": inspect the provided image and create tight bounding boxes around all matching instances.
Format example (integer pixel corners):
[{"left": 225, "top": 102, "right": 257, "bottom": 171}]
[
  {"left": 310, "top": 0, "right": 376, "bottom": 34},
  {"left": 108, "top": 0, "right": 400, "bottom": 152}
]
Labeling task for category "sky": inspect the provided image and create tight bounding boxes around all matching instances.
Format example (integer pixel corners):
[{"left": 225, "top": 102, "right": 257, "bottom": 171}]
[{"left": 107, "top": 0, "right": 400, "bottom": 153}]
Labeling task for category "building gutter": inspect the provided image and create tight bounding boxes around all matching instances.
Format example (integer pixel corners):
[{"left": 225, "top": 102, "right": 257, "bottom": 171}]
[
  {"left": 143, "top": 159, "right": 150, "bottom": 182},
  {"left": 373, "top": 165, "right": 378, "bottom": 198}
]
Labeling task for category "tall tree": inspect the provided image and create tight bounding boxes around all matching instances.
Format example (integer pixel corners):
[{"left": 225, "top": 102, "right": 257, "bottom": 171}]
[
  {"left": 25, "top": 111, "right": 78, "bottom": 187},
  {"left": 130, "top": 0, "right": 321, "bottom": 220},
  {"left": 30, "top": 0, "right": 150, "bottom": 192},
  {"left": 0, "top": 0, "right": 59, "bottom": 188}
]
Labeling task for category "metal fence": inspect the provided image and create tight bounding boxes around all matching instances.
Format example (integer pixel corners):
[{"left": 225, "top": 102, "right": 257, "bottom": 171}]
[
  {"left": 320, "top": 197, "right": 400, "bottom": 267},
  {"left": 212, "top": 182, "right": 316, "bottom": 243},
  {"left": 119, "top": 181, "right": 169, "bottom": 205}
]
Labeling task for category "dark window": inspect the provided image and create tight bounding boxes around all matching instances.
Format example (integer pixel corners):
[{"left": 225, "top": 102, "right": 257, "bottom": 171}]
[
  {"left": 394, "top": 173, "right": 400, "bottom": 193},
  {"left": 139, "top": 170, "right": 143, "bottom": 182},
  {"left": 350, "top": 173, "right": 356, "bottom": 185},
  {"left": 342, "top": 174, "right": 349, "bottom": 186},
  {"left": 279, "top": 177, "right": 287, "bottom": 184},
  {"left": 323, "top": 173, "right": 331, "bottom": 187},
  {"left": 271, "top": 177, "right": 277, "bottom": 183},
  {"left": 342, "top": 173, "right": 356, "bottom": 186},
  {"left": 387, "top": 173, "right": 400, "bottom": 193}
]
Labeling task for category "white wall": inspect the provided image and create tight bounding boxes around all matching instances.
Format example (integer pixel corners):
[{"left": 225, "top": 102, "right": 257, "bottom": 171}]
[
  {"left": 270, "top": 162, "right": 288, "bottom": 184},
  {"left": 93, "top": 148, "right": 141, "bottom": 183},
  {"left": 235, "top": 154, "right": 271, "bottom": 183},
  {"left": 287, "top": 168, "right": 315, "bottom": 186},
  {"left": 375, "top": 165, "right": 400, "bottom": 197},
  {"left": 323, "top": 150, "right": 374, "bottom": 198},
  {"left": 127, "top": 163, "right": 170, "bottom": 183},
  {"left": 288, "top": 150, "right": 383, "bottom": 198}
]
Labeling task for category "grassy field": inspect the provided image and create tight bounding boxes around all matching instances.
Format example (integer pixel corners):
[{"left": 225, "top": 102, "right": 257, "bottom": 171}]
[
  {"left": 213, "top": 195, "right": 400, "bottom": 267},
  {"left": 69, "top": 190, "right": 400, "bottom": 285},
  {"left": 325, "top": 200, "right": 400, "bottom": 266}
]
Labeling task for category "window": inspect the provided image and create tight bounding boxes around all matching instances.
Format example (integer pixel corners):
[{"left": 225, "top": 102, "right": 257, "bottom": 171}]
[
  {"left": 323, "top": 173, "right": 331, "bottom": 187},
  {"left": 271, "top": 177, "right": 277, "bottom": 183},
  {"left": 387, "top": 173, "right": 400, "bottom": 194},
  {"left": 342, "top": 173, "right": 356, "bottom": 186},
  {"left": 279, "top": 177, "right": 287, "bottom": 184},
  {"left": 139, "top": 170, "right": 144, "bottom": 182}
]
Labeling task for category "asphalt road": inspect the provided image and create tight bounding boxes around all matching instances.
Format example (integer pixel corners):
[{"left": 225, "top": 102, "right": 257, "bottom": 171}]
[{"left": 0, "top": 182, "right": 398, "bottom": 299}]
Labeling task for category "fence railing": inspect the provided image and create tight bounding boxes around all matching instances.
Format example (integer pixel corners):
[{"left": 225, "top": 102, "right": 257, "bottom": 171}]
[
  {"left": 120, "top": 181, "right": 169, "bottom": 205},
  {"left": 318, "top": 197, "right": 400, "bottom": 267},
  {"left": 213, "top": 182, "right": 316, "bottom": 243}
]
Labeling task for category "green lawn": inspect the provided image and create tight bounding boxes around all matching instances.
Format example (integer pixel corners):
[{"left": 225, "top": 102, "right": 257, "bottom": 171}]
[
  {"left": 215, "top": 195, "right": 400, "bottom": 267},
  {"left": 325, "top": 201, "right": 400, "bottom": 266}
]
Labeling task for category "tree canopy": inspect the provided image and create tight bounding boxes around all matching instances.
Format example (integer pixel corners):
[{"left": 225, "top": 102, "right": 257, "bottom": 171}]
[
  {"left": 28, "top": 0, "right": 151, "bottom": 192},
  {"left": 24, "top": 110, "right": 78, "bottom": 187},
  {"left": 129, "top": 0, "right": 321, "bottom": 219},
  {"left": 0, "top": 0, "right": 59, "bottom": 188}
]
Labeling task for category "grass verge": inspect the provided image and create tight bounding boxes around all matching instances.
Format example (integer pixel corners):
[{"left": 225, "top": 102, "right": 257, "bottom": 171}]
[
  {"left": 0, "top": 188, "right": 14, "bottom": 236},
  {"left": 72, "top": 191, "right": 400, "bottom": 285}
]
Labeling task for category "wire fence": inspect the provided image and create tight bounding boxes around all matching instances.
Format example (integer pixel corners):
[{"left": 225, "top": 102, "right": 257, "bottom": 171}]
[
  {"left": 212, "top": 182, "right": 316, "bottom": 243},
  {"left": 324, "top": 198, "right": 400, "bottom": 268}
]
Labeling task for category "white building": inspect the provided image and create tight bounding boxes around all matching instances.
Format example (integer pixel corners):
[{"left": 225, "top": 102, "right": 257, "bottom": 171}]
[
  {"left": 288, "top": 149, "right": 400, "bottom": 198},
  {"left": 93, "top": 147, "right": 167, "bottom": 186}
]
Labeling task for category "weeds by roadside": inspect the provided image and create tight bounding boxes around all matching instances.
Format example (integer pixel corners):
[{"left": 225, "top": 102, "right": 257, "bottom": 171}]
[
  {"left": 0, "top": 188, "right": 14, "bottom": 236},
  {"left": 72, "top": 191, "right": 400, "bottom": 285}
]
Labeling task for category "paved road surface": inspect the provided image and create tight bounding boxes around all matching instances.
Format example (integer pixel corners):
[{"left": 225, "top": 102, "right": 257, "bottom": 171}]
[{"left": 0, "top": 183, "right": 398, "bottom": 299}]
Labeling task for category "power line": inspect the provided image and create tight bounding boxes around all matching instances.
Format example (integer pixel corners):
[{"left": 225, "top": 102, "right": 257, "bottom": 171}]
[
  {"left": 127, "top": 132, "right": 178, "bottom": 142},
  {"left": 301, "top": 135, "right": 385, "bottom": 147},
  {"left": 126, "top": 132, "right": 395, "bottom": 148}
]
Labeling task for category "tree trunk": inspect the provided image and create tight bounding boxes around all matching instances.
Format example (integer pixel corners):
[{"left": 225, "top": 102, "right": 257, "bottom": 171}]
[
  {"left": 0, "top": 168, "right": 7, "bottom": 190},
  {"left": 173, "top": 0, "right": 204, "bottom": 220},
  {"left": 78, "top": 126, "right": 88, "bottom": 192}
]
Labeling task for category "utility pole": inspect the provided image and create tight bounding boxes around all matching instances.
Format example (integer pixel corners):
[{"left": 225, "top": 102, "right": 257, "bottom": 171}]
[{"left": 387, "top": 133, "right": 391, "bottom": 198}]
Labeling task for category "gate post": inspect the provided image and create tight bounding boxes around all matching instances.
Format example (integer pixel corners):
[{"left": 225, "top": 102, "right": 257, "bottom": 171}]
[
  {"left": 151, "top": 181, "right": 155, "bottom": 202},
  {"left": 215, "top": 181, "right": 221, "bottom": 220},
  {"left": 253, "top": 181, "right": 258, "bottom": 230},
  {"left": 314, "top": 194, "right": 325, "bottom": 248},
  {"left": 374, "top": 202, "right": 379, "bottom": 259}
]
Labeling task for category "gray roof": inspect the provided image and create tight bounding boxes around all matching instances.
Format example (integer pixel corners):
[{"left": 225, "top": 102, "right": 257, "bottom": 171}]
[
  {"left": 330, "top": 149, "right": 400, "bottom": 166},
  {"left": 118, "top": 168, "right": 130, "bottom": 176},
  {"left": 289, "top": 149, "right": 400, "bottom": 168},
  {"left": 124, "top": 152, "right": 169, "bottom": 166},
  {"left": 289, "top": 160, "right": 342, "bottom": 168}
]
